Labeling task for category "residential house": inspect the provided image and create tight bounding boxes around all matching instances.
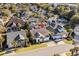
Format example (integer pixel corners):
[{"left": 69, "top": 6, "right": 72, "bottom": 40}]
[
  {"left": 74, "top": 26, "right": 79, "bottom": 42},
  {"left": 29, "top": 17, "right": 39, "bottom": 29},
  {"left": 47, "top": 16, "right": 58, "bottom": 28},
  {"left": 30, "top": 4, "right": 38, "bottom": 12},
  {"left": 30, "top": 28, "right": 51, "bottom": 43},
  {"left": 47, "top": 17, "right": 54, "bottom": 25},
  {"left": 5, "top": 30, "right": 26, "bottom": 48},
  {"left": 19, "top": 11, "right": 27, "bottom": 22},
  {"left": 57, "top": 18, "right": 68, "bottom": 23},
  {"left": 56, "top": 25, "right": 65, "bottom": 33},
  {"left": 19, "top": 11, "right": 26, "bottom": 18},
  {"left": 52, "top": 33, "right": 67, "bottom": 40},
  {"left": 29, "top": 17, "right": 46, "bottom": 29},
  {"left": 52, "top": 32, "right": 67, "bottom": 42},
  {"left": 74, "top": 26, "right": 79, "bottom": 36},
  {"left": 39, "top": 22, "right": 46, "bottom": 28},
  {"left": 6, "top": 17, "right": 26, "bottom": 32}
]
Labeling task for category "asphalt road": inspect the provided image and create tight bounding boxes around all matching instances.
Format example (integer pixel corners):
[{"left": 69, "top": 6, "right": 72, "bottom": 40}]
[{"left": 11, "top": 44, "right": 74, "bottom": 56}]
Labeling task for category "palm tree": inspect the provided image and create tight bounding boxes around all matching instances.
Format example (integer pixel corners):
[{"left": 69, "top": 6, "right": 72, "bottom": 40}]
[{"left": 0, "top": 35, "right": 5, "bottom": 51}]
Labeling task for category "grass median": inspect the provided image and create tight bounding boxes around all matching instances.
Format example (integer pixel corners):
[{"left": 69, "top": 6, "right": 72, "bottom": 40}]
[{"left": 15, "top": 43, "right": 47, "bottom": 54}]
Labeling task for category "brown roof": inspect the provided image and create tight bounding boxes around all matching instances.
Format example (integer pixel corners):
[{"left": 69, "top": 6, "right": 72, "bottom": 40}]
[
  {"left": 30, "top": 28, "right": 50, "bottom": 36},
  {"left": 6, "top": 17, "right": 25, "bottom": 27}
]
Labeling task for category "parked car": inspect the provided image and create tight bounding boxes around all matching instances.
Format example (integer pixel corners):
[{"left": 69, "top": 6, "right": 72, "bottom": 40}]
[
  {"left": 54, "top": 39, "right": 62, "bottom": 43},
  {"left": 52, "top": 34, "right": 67, "bottom": 43},
  {"left": 44, "top": 35, "right": 50, "bottom": 42}
]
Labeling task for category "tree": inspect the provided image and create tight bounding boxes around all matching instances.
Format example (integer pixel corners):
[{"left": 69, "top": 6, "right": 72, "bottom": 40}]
[
  {"left": 16, "top": 23, "right": 22, "bottom": 30},
  {"left": 11, "top": 40, "right": 18, "bottom": 51},
  {"left": 0, "top": 35, "right": 5, "bottom": 51},
  {"left": 70, "top": 49, "right": 74, "bottom": 56},
  {"left": 2, "top": 9, "right": 9, "bottom": 17},
  {"left": 13, "top": 12, "right": 19, "bottom": 17},
  {"left": 56, "top": 5, "right": 65, "bottom": 16},
  {"left": 64, "top": 25, "right": 72, "bottom": 32},
  {"left": 21, "top": 4, "right": 29, "bottom": 11},
  {"left": 54, "top": 5, "right": 70, "bottom": 19},
  {"left": 24, "top": 36, "right": 29, "bottom": 47},
  {"left": 74, "top": 47, "right": 79, "bottom": 55},
  {"left": 67, "top": 32, "right": 73, "bottom": 41},
  {"left": 48, "top": 6, "right": 54, "bottom": 11},
  {"left": 25, "top": 22, "right": 30, "bottom": 30},
  {"left": 0, "top": 25, "right": 6, "bottom": 33},
  {"left": 25, "top": 22, "right": 33, "bottom": 45},
  {"left": 10, "top": 4, "right": 17, "bottom": 13},
  {"left": 71, "top": 13, "right": 79, "bottom": 25},
  {"left": 66, "top": 10, "right": 76, "bottom": 20},
  {"left": 64, "top": 25, "right": 73, "bottom": 40},
  {"left": 70, "top": 47, "right": 79, "bottom": 56}
]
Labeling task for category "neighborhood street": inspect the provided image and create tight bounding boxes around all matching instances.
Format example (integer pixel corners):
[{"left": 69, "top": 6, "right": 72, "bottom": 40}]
[{"left": 4, "top": 42, "right": 74, "bottom": 56}]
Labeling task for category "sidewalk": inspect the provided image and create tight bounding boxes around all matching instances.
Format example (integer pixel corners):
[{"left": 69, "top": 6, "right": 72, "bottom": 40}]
[
  {"left": 60, "top": 53, "right": 67, "bottom": 56},
  {"left": 57, "top": 41, "right": 66, "bottom": 45},
  {"left": 46, "top": 41, "right": 56, "bottom": 47}
]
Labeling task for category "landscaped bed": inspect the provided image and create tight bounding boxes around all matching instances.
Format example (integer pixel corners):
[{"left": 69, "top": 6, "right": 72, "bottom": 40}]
[
  {"left": 64, "top": 40, "right": 74, "bottom": 44},
  {"left": 65, "top": 52, "right": 72, "bottom": 56}
]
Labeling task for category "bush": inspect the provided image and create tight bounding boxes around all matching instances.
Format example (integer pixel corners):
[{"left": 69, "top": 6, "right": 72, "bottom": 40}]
[
  {"left": 64, "top": 40, "right": 74, "bottom": 44},
  {"left": 65, "top": 52, "right": 72, "bottom": 56}
]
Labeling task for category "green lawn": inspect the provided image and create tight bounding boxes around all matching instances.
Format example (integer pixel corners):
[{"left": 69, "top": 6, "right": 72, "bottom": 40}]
[{"left": 16, "top": 43, "right": 47, "bottom": 54}]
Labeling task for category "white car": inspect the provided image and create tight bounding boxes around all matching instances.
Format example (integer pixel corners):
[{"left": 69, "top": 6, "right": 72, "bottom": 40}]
[
  {"left": 35, "top": 35, "right": 50, "bottom": 43},
  {"left": 44, "top": 35, "right": 50, "bottom": 41}
]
